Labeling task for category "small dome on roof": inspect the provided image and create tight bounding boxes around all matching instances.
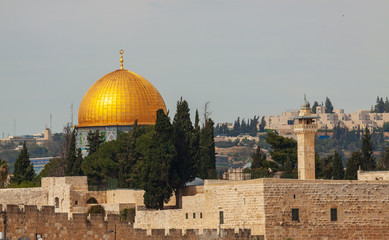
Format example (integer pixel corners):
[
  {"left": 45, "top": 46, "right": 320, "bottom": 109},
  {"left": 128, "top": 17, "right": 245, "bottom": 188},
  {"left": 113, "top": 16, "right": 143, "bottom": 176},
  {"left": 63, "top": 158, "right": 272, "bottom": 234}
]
[
  {"left": 185, "top": 177, "right": 204, "bottom": 186},
  {"left": 301, "top": 94, "right": 310, "bottom": 109}
]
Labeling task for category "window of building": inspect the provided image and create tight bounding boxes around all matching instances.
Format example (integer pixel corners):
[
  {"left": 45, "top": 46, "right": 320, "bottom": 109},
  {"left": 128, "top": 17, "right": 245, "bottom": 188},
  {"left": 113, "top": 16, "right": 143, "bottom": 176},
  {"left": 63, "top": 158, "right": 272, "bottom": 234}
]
[
  {"left": 87, "top": 197, "right": 98, "bottom": 204},
  {"left": 293, "top": 194, "right": 296, "bottom": 199},
  {"left": 292, "top": 208, "right": 299, "bottom": 222},
  {"left": 219, "top": 211, "right": 224, "bottom": 224},
  {"left": 200, "top": 212, "right": 203, "bottom": 219},
  {"left": 331, "top": 208, "right": 337, "bottom": 221},
  {"left": 193, "top": 213, "right": 196, "bottom": 219},
  {"left": 186, "top": 213, "right": 188, "bottom": 219},
  {"left": 55, "top": 197, "right": 59, "bottom": 208},
  {"left": 75, "top": 200, "right": 78, "bottom": 205}
]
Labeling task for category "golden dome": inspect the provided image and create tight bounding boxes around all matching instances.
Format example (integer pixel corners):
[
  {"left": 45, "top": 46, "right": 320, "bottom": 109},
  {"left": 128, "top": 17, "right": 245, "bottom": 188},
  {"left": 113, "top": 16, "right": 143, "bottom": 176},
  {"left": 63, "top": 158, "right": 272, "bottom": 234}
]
[{"left": 77, "top": 69, "right": 167, "bottom": 127}]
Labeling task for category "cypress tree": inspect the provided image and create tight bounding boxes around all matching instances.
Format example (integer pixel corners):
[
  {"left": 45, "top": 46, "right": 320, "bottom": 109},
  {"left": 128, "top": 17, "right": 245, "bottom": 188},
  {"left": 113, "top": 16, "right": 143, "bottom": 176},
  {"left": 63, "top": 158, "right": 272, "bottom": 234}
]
[
  {"left": 385, "top": 97, "right": 389, "bottom": 113},
  {"left": 87, "top": 130, "right": 105, "bottom": 155},
  {"left": 71, "top": 148, "right": 84, "bottom": 176},
  {"left": 171, "top": 99, "right": 196, "bottom": 206},
  {"left": 65, "top": 130, "right": 77, "bottom": 176},
  {"left": 280, "top": 156, "right": 295, "bottom": 179},
  {"left": 311, "top": 101, "right": 319, "bottom": 114},
  {"left": 143, "top": 109, "right": 175, "bottom": 209},
  {"left": 118, "top": 121, "right": 145, "bottom": 188},
  {"left": 331, "top": 151, "right": 345, "bottom": 180},
  {"left": 251, "top": 146, "right": 267, "bottom": 169},
  {"left": 199, "top": 117, "right": 216, "bottom": 179},
  {"left": 0, "top": 159, "right": 9, "bottom": 188},
  {"left": 377, "top": 147, "right": 389, "bottom": 170},
  {"left": 360, "top": 127, "right": 375, "bottom": 170},
  {"left": 344, "top": 151, "right": 361, "bottom": 180},
  {"left": 259, "top": 116, "right": 266, "bottom": 132},
  {"left": 325, "top": 97, "right": 334, "bottom": 113},
  {"left": 13, "top": 142, "right": 35, "bottom": 184},
  {"left": 191, "top": 110, "right": 201, "bottom": 179}
]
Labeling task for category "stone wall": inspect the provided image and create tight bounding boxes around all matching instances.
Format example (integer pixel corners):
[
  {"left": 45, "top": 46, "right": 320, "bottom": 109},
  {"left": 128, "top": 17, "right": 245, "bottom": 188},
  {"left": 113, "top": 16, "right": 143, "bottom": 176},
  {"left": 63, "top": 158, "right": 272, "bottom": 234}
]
[
  {"left": 358, "top": 170, "right": 389, "bottom": 181},
  {"left": 135, "top": 179, "right": 266, "bottom": 236},
  {"left": 262, "top": 179, "right": 389, "bottom": 240},
  {"left": 0, "top": 204, "right": 253, "bottom": 240},
  {"left": 134, "top": 178, "right": 389, "bottom": 240},
  {"left": 0, "top": 188, "right": 47, "bottom": 209}
]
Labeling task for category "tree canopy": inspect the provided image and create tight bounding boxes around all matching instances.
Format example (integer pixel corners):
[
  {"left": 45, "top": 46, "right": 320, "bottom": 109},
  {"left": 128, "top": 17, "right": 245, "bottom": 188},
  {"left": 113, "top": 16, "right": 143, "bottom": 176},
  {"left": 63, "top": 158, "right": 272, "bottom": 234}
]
[
  {"left": 325, "top": 97, "right": 334, "bottom": 113},
  {"left": 360, "top": 127, "right": 376, "bottom": 170},
  {"left": 143, "top": 109, "right": 176, "bottom": 209},
  {"left": 266, "top": 131, "right": 297, "bottom": 172},
  {"left": 12, "top": 142, "right": 35, "bottom": 184},
  {"left": 170, "top": 98, "right": 196, "bottom": 206},
  {"left": 0, "top": 159, "right": 9, "bottom": 188},
  {"left": 87, "top": 130, "right": 105, "bottom": 155}
]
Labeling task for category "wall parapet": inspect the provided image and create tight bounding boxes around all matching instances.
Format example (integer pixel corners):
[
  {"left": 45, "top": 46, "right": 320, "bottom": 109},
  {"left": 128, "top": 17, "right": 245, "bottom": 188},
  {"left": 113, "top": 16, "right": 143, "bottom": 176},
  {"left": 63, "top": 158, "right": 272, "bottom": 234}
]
[{"left": 0, "top": 204, "right": 258, "bottom": 240}]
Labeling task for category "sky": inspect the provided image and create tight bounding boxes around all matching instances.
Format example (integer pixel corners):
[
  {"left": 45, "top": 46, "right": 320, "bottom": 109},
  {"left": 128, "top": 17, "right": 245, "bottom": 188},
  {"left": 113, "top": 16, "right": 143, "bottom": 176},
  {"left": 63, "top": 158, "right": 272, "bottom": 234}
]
[{"left": 0, "top": 0, "right": 388, "bottom": 135}]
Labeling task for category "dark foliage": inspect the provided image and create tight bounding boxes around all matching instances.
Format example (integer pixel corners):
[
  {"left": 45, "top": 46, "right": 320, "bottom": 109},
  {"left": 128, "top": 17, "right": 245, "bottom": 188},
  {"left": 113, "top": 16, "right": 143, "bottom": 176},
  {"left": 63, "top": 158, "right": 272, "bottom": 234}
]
[
  {"left": 12, "top": 142, "right": 35, "bottom": 184},
  {"left": 87, "top": 130, "right": 105, "bottom": 156}
]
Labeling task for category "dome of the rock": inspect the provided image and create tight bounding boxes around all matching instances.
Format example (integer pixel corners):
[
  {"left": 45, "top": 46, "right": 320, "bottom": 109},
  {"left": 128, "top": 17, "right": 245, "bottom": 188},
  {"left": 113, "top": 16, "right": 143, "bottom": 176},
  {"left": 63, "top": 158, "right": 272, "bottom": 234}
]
[
  {"left": 77, "top": 69, "right": 166, "bottom": 127},
  {"left": 75, "top": 50, "right": 167, "bottom": 152}
]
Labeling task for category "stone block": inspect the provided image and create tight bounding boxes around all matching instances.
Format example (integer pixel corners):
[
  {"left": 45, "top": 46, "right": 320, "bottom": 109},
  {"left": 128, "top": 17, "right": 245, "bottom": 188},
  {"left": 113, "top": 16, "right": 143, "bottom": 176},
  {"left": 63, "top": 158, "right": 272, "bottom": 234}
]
[
  {"left": 168, "top": 229, "right": 182, "bottom": 237},
  {"left": 41, "top": 205, "right": 55, "bottom": 214},
  {"left": 151, "top": 228, "right": 165, "bottom": 236}
]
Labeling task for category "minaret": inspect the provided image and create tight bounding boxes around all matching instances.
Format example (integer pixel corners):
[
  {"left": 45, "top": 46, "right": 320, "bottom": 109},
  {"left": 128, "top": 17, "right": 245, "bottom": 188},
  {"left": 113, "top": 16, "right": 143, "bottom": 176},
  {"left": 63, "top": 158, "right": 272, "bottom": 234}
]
[{"left": 293, "top": 95, "right": 319, "bottom": 180}]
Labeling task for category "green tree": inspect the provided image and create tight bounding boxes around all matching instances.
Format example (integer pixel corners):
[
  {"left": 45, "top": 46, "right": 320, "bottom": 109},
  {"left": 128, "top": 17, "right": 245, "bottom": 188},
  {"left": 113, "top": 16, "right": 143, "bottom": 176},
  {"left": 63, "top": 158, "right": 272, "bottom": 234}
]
[
  {"left": 170, "top": 99, "right": 196, "bottom": 208},
  {"left": 191, "top": 110, "right": 201, "bottom": 178},
  {"left": 199, "top": 117, "right": 216, "bottom": 179},
  {"left": 383, "top": 122, "right": 389, "bottom": 132},
  {"left": 118, "top": 121, "right": 145, "bottom": 188},
  {"left": 280, "top": 156, "right": 297, "bottom": 179},
  {"left": 12, "top": 142, "right": 35, "bottom": 184},
  {"left": 82, "top": 140, "right": 121, "bottom": 186},
  {"left": 315, "top": 154, "right": 325, "bottom": 179},
  {"left": 81, "top": 125, "right": 154, "bottom": 187},
  {"left": 374, "top": 96, "right": 385, "bottom": 113},
  {"left": 266, "top": 132, "right": 297, "bottom": 171},
  {"left": 143, "top": 109, "right": 175, "bottom": 209},
  {"left": 311, "top": 101, "right": 319, "bottom": 114},
  {"left": 65, "top": 130, "right": 77, "bottom": 176},
  {"left": 331, "top": 151, "right": 345, "bottom": 180},
  {"left": 344, "top": 151, "right": 361, "bottom": 180},
  {"left": 87, "top": 130, "right": 105, "bottom": 155},
  {"left": 325, "top": 97, "right": 334, "bottom": 113},
  {"left": 360, "top": 127, "right": 375, "bottom": 170},
  {"left": 251, "top": 146, "right": 267, "bottom": 169},
  {"left": 249, "top": 116, "right": 259, "bottom": 136},
  {"left": 0, "top": 159, "right": 9, "bottom": 188},
  {"left": 71, "top": 148, "right": 84, "bottom": 176},
  {"left": 259, "top": 116, "right": 266, "bottom": 132},
  {"left": 377, "top": 147, "right": 389, "bottom": 170},
  {"left": 39, "top": 158, "right": 65, "bottom": 177},
  {"left": 385, "top": 97, "right": 389, "bottom": 113}
]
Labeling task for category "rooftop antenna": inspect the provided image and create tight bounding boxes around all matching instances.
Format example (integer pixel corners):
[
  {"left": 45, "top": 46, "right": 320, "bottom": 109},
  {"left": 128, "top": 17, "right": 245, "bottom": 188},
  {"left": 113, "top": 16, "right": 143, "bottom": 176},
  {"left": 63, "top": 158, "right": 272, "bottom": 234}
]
[
  {"left": 50, "top": 113, "right": 53, "bottom": 130},
  {"left": 71, "top": 104, "right": 73, "bottom": 126},
  {"left": 13, "top": 118, "right": 16, "bottom": 136}
]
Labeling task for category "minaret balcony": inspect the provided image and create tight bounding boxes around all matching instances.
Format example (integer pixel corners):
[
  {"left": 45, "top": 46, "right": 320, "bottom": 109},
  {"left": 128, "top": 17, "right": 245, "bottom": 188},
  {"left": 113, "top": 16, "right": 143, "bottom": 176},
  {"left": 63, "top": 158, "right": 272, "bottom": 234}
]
[{"left": 294, "top": 123, "right": 318, "bottom": 132}]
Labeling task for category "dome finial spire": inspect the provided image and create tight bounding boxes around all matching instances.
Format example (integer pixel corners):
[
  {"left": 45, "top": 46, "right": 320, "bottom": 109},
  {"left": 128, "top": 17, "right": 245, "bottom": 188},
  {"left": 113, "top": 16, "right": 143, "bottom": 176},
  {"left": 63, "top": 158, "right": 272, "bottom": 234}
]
[{"left": 119, "top": 49, "right": 124, "bottom": 69}]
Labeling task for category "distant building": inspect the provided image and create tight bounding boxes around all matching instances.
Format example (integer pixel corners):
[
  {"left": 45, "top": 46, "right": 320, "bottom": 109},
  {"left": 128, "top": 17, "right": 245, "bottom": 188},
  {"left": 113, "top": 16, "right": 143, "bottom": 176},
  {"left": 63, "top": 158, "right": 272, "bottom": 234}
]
[
  {"left": 30, "top": 157, "right": 54, "bottom": 174},
  {"left": 0, "top": 128, "right": 52, "bottom": 147},
  {"left": 215, "top": 155, "right": 229, "bottom": 174},
  {"left": 265, "top": 107, "right": 389, "bottom": 134},
  {"left": 222, "top": 168, "right": 251, "bottom": 180}
]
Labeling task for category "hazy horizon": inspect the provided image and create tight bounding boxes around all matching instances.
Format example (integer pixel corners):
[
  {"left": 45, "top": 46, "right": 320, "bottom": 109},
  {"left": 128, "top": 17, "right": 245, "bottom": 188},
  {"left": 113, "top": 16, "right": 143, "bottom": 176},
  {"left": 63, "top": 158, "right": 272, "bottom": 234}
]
[{"left": 1, "top": 0, "right": 388, "bottom": 135}]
